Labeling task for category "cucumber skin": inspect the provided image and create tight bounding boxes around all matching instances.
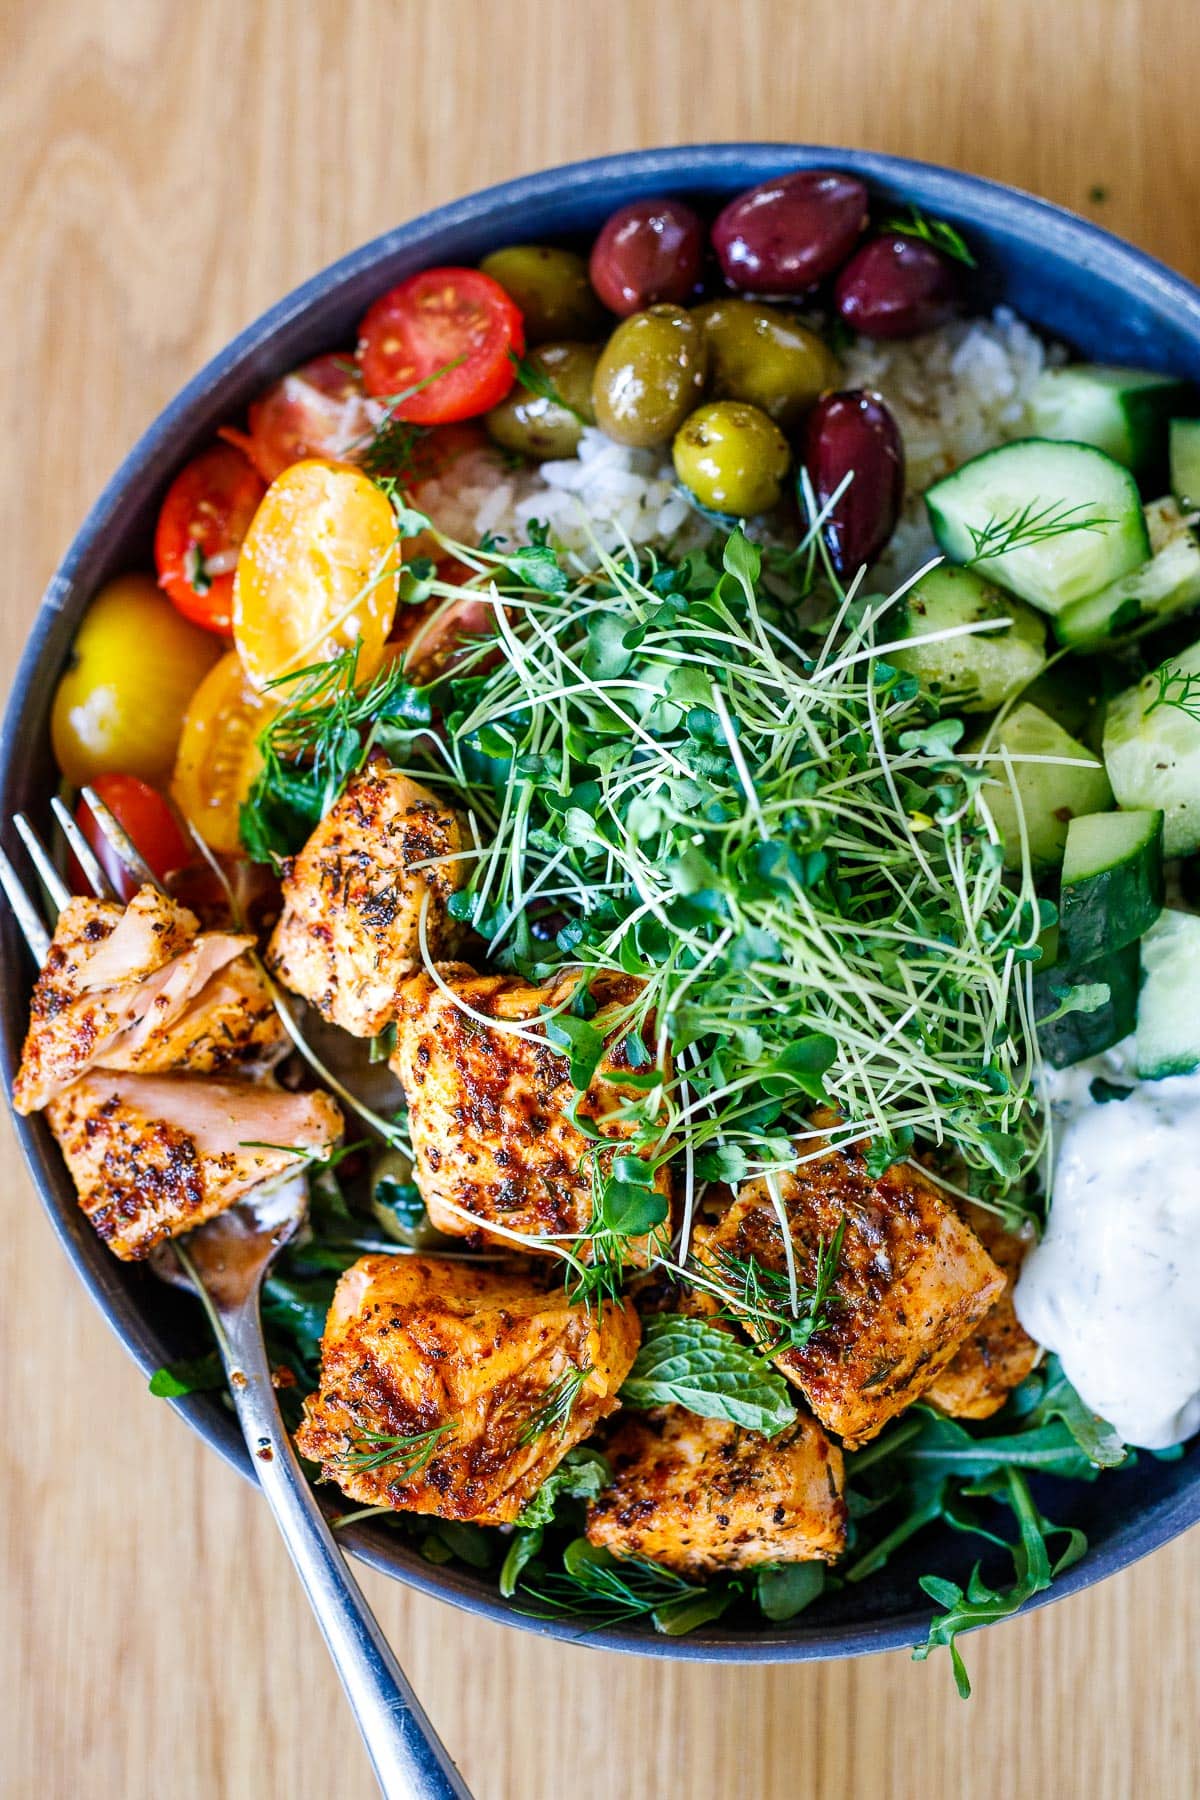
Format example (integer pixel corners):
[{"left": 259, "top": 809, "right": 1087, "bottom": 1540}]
[
  {"left": 1035, "top": 941, "right": 1139, "bottom": 1069},
  {"left": 1058, "top": 813, "right": 1164, "bottom": 969},
  {"left": 1030, "top": 366, "right": 1192, "bottom": 482}
]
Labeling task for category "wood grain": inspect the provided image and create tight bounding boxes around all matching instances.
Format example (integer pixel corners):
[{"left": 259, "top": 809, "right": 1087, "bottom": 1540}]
[{"left": 3, "top": 1, "right": 1200, "bottom": 1795}]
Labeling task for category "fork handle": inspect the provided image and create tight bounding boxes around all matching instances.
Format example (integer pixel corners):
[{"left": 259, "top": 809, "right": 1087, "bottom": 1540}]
[{"left": 216, "top": 1293, "right": 473, "bottom": 1800}]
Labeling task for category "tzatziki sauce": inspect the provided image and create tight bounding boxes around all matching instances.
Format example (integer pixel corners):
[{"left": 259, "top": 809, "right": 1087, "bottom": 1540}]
[{"left": 1014, "top": 1039, "right": 1200, "bottom": 1449}]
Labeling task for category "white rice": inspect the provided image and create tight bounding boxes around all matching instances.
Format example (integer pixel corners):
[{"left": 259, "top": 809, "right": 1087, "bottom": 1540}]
[{"left": 413, "top": 307, "right": 1061, "bottom": 584}]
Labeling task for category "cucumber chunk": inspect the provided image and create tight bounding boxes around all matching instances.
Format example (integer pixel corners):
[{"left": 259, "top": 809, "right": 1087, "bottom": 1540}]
[
  {"left": 1170, "top": 418, "right": 1200, "bottom": 511},
  {"left": 925, "top": 439, "right": 1149, "bottom": 616},
  {"left": 1028, "top": 364, "right": 1192, "bottom": 477},
  {"left": 1136, "top": 908, "right": 1200, "bottom": 1078},
  {"left": 1054, "top": 498, "right": 1200, "bottom": 646},
  {"left": 888, "top": 566, "right": 1047, "bottom": 712},
  {"left": 970, "top": 701, "right": 1113, "bottom": 869},
  {"left": 1102, "top": 641, "right": 1200, "bottom": 856},
  {"left": 1035, "top": 940, "right": 1139, "bottom": 1069},
  {"left": 1059, "top": 808, "right": 1164, "bottom": 968}
]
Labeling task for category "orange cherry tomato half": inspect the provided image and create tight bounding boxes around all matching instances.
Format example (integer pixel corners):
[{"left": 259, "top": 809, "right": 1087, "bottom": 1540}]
[
  {"left": 232, "top": 459, "right": 399, "bottom": 691},
  {"left": 171, "top": 651, "right": 277, "bottom": 854},
  {"left": 154, "top": 444, "right": 267, "bottom": 633},
  {"left": 357, "top": 268, "right": 524, "bottom": 423},
  {"left": 72, "top": 774, "right": 192, "bottom": 901},
  {"left": 220, "top": 353, "right": 379, "bottom": 484}
]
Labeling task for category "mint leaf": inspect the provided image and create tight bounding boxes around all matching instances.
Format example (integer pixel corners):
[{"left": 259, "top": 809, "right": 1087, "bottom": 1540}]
[{"left": 620, "top": 1315, "right": 796, "bottom": 1436}]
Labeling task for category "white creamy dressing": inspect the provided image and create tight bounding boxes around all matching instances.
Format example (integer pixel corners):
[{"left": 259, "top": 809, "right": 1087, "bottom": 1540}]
[{"left": 1014, "top": 1037, "right": 1200, "bottom": 1448}]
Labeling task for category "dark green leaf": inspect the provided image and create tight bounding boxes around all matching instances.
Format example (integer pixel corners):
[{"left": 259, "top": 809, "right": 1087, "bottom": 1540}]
[{"left": 621, "top": 1315, "right": 796, "bottom": 1435}]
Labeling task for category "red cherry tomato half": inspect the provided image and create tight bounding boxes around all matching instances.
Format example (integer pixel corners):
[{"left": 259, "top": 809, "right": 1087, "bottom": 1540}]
[
  {"left": 154, "top": 444, "right": 267, "bottom": 633},
  {"left": 357, "top": 268, "right": 524, "bottom": 423},
  {"left": 220, "top": 353, "right": 379, "bottom": 484},
  {"left": 71, "top": 774, "right": 193, "bottom": 902}
]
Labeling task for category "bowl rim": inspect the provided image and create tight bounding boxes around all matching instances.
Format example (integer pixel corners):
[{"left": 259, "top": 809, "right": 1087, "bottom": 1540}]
[{"left": 6, "top": 141, "right": 1200, "bottom": 1664}]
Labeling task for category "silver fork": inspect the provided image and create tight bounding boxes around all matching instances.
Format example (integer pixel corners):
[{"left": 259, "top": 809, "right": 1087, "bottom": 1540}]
[{"left": 1, "top": 792, "right": 472, "bottom": 1800}]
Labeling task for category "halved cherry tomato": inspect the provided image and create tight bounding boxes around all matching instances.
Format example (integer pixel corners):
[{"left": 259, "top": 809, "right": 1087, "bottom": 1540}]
[
  {"left": 154, "top": 444, "right": 267, "bottom": 633},
  {"left": 233, "top": 459, "right": 399, "bottom": 690},
  {"left": 220, "top": 353, "right": 379, "bottom": 484},
  {"left": 357, "top": 268, "right": 524, "bottom": 423},
  {"left": 71, "top": 774, "right": 192, "bottom": 901},
  {"left": 171, "top": 651, "right": 277, "bottom": 853},
  {"left": 50, "top": 574, "right": 221, "bottom": 787}
]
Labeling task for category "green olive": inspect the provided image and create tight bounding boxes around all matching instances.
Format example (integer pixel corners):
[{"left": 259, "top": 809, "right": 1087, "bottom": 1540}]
[
  {"left": 479, "top": 244, "right": 607, "bottom": 344},
  {"left": 692, "top": 298, "right": 837, "bottom": 429},
  {"left": 484, "top": 341, "right": 599, "bottom": 461},
  {"left": 592, "top": 305, "right": 709, "bottom": 449},
  {"left": 673, "top": 401, "right": 790, "bottom": 517}
]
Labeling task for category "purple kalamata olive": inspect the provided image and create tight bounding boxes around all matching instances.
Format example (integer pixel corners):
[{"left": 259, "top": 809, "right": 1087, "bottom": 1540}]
[
  {"left": 589, "top": 197, "right": 706, "bottom": 316},
  {"left": 804, "top": 390, "right": 905, "bottom": 575},
  {"left": 834, "top": 234, "right": 962, "bottom": 338},
  {"left": 712, "top": 170, "right": 869, "bottom": 294}
]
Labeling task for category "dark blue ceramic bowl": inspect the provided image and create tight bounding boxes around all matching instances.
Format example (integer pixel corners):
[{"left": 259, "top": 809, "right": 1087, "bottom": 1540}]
[{"left": 5, "top": 145, "right": 1200, "bottom": 1662}]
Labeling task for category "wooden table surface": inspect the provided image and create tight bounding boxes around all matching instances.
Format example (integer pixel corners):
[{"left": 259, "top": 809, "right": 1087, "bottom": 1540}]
[{"left": 4, "top": 2, "right": 1200, "bottom": 1795}]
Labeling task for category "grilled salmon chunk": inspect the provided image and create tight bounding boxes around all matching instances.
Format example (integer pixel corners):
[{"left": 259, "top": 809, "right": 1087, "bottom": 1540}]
[
  {"left": 295, "top": 1254, "right": 641, "bottom": 1523},
  {"left": 925, "top": 1205, "right": 1040, "bottom": 1420},
  {"left": 45, "top": 1072, "right": 343, "bottom": 1260},
  {"left": 13, "top": 885, "right": 281, "bottom": 1114},
  {"left": 266, "top": 764, "right": 461, "bottom": 1037},
  {"left": 586, "top": 1405, "right": 846, "bottom": 1576},
  {"left": 698, "top": 1113, "right": 1005, "bottom": 1448},
  {"left": 390, "top": 965, "right": 670, "bottom": 1250}
]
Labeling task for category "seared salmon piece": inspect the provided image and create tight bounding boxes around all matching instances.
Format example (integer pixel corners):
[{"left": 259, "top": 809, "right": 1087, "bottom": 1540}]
[
  {"left": 925, "top": 1205, "right": 1040, "bottom": 1420},
  {"left": 45, "top": 1072, "right": 343, "bottom": 1260},
  {"left": 698, "top": 1112, "right": 1005, "bottom": 1448},
  {"left": 266, "top": 764, "right": 461, "bottom": 1038},
  {"left": 389, "top": 964, "right": 670, "bottom": 1250},
  {"left": 12, "top": 886, "right": 281, "bottom": 1113},
  {"left": 586, "top": 1405, "right": 847, "bottom": 1576},
  {"left": 295, "top": 1253, "right": 640, "bottom": 1524}
]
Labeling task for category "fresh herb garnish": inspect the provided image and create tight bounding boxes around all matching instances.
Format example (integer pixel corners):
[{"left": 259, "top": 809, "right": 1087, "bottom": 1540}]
[
  {"left": 687, "top": 1221, "right": 845, "bottom": 1358},
  {"left": 183, "top": 540, "right": 213, "bottom": 594},
  {"left": 331, "top": 1420, "right": 457, "bottom": 1478},
  {"left": 881, "top": 203, "right": 977, "bottom": 268},
  {"left": 517, "top": 1363, "right": 593, "bottom": 1447},
  {"left": 965, "top": 498, "right": 1114, "bottom": 562},
  {"left": 620, "top": 1314, "right": 797, "bottom": 1435},
  {"left": 516, "top": 1536, "right": 728, "bottom": 1632},
  {"left": 1146, "top": 659, "right": 1200, "bottom": 724},
  {"left": 149, "top": 1351, "right": 224, "bottom": 1398}
]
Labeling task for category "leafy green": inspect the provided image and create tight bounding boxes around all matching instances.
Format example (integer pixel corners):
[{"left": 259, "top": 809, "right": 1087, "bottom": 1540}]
[
  {"left": 620, "top": 1314, "right": 796, "bottom": 1435},
  {"left": 517, "top": 1448, "right": 611, "bottom": 1530},
  {"left": 755, "top": 1561, "right": 827, "bottom": 1622},
  {"left": 881, "top": 204, "right": 978, "bottom": 268},
  {"left": 148, "top": 1351, "right": 224, "bottom": 1398},
  {"left": 516, "top": 1537, "right": 723, "bottom": 1632}
]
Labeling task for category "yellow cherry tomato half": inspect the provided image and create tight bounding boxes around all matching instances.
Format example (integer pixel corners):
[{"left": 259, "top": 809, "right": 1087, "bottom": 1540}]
[
  {"left": 232, "top": 458, "right": 399, "bottom": 691},
  {"left": 51, "top": 573, "right": 222, "bottom": 788},
  {"left": 171, "top": 651, "right": 277, "bottom": 853}
]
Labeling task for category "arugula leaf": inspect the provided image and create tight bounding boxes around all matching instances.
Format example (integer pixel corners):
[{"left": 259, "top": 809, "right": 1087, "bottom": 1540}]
[
  {"left": 148, "top": 1351, "right": 224, "bottom": 1398},
  {"left": 620, "top": 1315, "right": 796, "bottom": 1436},
  {"left": 913, "top": 1467, "right": 1086, "bottom": 1696},
  {"left": 1020, "top": 1356, "right": 1129, "bottom": 1468}
]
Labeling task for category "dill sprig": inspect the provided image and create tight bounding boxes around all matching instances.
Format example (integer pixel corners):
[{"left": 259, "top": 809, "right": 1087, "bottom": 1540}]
[
  {"left": 689, "top": 1220, "right": 846, "bottom": 1356},
  {"left": 965, "top": 498, "right": 1114, "bottom": 562},
  {"left": 517, "top": 1363, "right": 594, "bottom": 1447},
  {"left": 1145, "top": 659, "right": 1200, "bottom": 723},
  {"left": 881, "top": 204, "right": 977, "bottom": 268},
  {"left": 516, "top": 1539, "right": 709, "bottom": 1630},
  {"left": 330, "top": 1421, "right": 457, "bottom": 1477}
]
